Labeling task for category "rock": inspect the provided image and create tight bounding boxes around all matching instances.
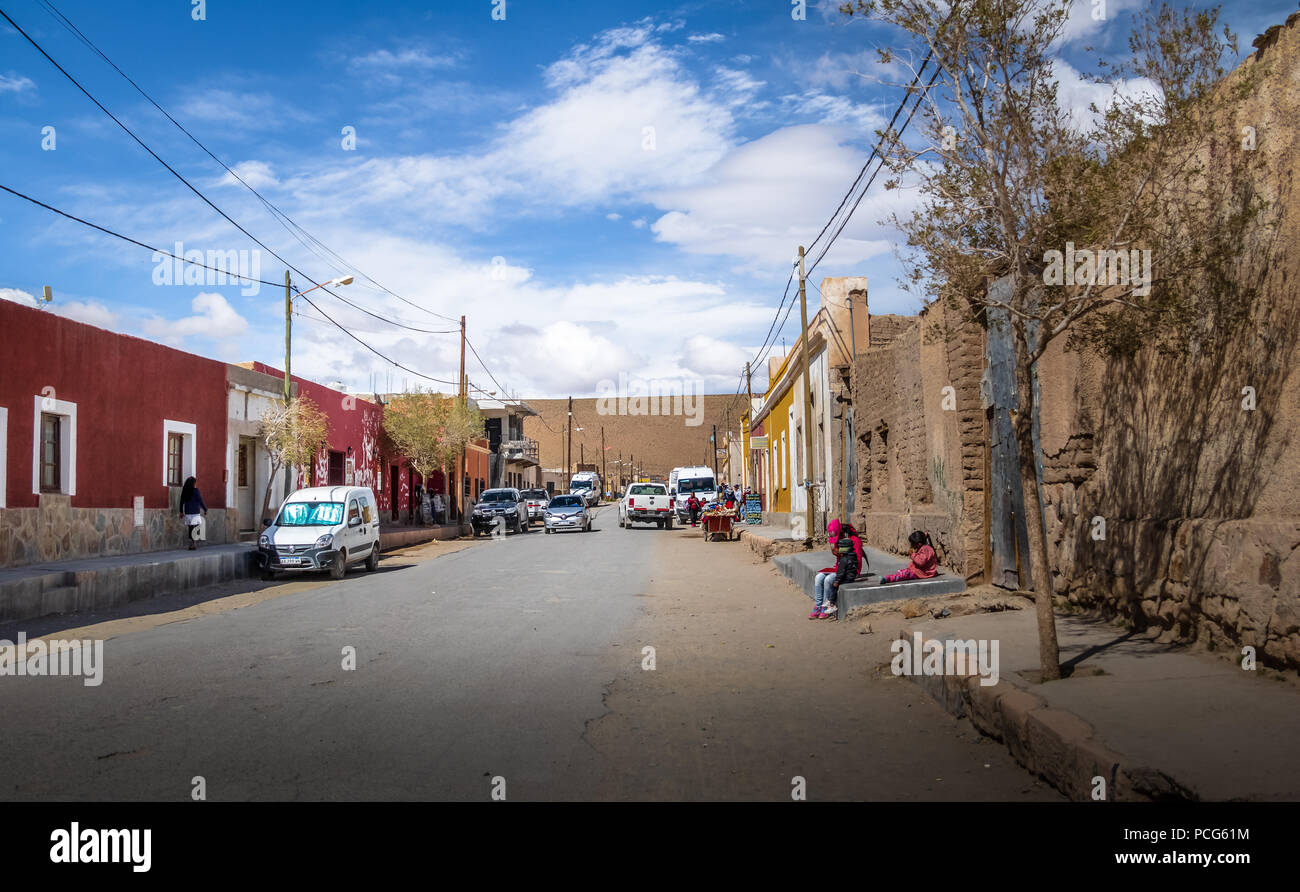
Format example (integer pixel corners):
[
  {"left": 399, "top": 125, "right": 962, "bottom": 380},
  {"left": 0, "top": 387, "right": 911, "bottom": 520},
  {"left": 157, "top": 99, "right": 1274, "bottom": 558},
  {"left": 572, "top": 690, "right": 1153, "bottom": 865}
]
[{"left": 902, "top": 599, "right": 926, "bottom": 618}]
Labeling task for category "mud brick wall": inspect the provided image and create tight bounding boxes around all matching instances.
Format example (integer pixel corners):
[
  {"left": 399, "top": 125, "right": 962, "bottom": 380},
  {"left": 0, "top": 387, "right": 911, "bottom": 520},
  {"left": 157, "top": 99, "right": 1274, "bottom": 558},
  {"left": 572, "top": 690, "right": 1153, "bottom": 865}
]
[
  {"left": 1029, "top": 13, "right": 1300, "bottom": 669},
  {"left": 850, "top": 306, "right": 986, "bottom": 577}
]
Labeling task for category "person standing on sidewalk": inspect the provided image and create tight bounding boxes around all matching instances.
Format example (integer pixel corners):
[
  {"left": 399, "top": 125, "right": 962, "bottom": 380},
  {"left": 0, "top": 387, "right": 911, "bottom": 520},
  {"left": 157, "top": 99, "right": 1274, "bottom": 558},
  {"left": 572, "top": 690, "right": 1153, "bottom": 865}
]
[{"left": 179, "top": 476, "right": 208, "bottom": 550}]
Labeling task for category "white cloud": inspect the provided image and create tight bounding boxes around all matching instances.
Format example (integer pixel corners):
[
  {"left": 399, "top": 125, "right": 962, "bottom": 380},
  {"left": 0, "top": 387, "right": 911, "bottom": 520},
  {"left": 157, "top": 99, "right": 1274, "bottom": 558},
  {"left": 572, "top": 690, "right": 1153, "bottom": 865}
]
[
  {"left": 689, "top": 33, "right": 726, "bottom": 44},
  {"left": 606, "top": 212, "right": 622, "bottom": 220},
  {"left": 219, "top": 160, "right": 279, "bottom": 190},
  {"left": 649, "top": 124, "right": 908, "bottom": 267},
  {"left": 787, "top": 50, "right": 898, "bottom": 91},
  {"left": 1051, "top": 59, "right": 1162, "bottom": 132},
  {"left": 143, "top": 292, "right": 248, "bottom": 344},
  {"left": 177, "top": 89, "right": 313, "bottom": 130},
  {"left": 349, "top": 48, "right": 459, "bottom": 71},
  {"left": 0, "top": 287, "right": 39, "bottom": 307},
  {"left": 0, "top": 288, "right": 119, "bottom": 328},
  {"left": 0, "top": 73, "right": 35, "bottom": 94}
]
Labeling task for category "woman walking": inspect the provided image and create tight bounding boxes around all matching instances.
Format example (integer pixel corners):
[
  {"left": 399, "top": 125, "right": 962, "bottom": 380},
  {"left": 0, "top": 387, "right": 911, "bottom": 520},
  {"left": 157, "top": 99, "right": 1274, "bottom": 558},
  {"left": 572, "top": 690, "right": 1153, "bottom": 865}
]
[{"left": 179, "top": 476, "right": 208, "bottom": 550}]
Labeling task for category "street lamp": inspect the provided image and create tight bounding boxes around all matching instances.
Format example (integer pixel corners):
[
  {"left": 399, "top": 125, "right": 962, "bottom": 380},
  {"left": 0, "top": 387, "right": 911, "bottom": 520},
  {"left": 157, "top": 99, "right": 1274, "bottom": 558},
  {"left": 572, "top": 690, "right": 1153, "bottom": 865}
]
[{"left": 285, "top": 273, "right": 355, "bottom": 402}]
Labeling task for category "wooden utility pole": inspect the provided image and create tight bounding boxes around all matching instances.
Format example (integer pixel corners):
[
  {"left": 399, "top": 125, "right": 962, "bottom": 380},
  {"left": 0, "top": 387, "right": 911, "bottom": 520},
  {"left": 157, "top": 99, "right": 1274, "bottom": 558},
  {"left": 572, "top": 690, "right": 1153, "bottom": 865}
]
[
  {"left": 601, "top": 427, "right": 606, "bottom": 489},
  {"left": 798, "top": 245, "right": 816, "bottom": 543},
  {"left": 712, "top": 424, "right": 719, "bottom": 478},
  {"left": 283, "top": 269, "right": 293, "bottom": 499},
  {"left": 456, "top": 314, "right": 466, "bottom": 526},
  {"left": 566, "top": 396, "right": 573, "bottom": 484}
]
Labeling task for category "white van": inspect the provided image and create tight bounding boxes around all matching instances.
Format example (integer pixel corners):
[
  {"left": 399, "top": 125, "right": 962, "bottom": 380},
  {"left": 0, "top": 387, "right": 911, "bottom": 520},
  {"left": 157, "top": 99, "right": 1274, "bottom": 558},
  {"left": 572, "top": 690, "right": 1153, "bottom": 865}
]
[
  {"left": 668, "top": 465, "right": 718, "bottom": 522},
  {"left": 259, "top": 486, "right": 381, "bottom": 580}
]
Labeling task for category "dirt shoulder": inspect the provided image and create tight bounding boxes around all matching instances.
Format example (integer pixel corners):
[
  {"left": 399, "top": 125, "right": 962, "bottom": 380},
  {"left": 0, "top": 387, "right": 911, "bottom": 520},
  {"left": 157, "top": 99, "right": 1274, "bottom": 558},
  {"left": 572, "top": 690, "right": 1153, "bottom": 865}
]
[{"left": 584, "top": 528, "right": 1059, "bottom": 801}]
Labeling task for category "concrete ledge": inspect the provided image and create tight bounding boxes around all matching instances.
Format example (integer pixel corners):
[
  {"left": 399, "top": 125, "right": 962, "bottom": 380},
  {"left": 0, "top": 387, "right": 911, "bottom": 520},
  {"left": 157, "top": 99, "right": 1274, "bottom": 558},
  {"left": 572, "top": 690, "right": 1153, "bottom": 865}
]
[
  {"left": 0, "top": 545, "right": 260, "bottom": 625},
  {"left": 773, "top": 549, "right": 964, "bottom": 609},
  {"left": 896, "top": 624, "right": 1197, "bottom": 802}
]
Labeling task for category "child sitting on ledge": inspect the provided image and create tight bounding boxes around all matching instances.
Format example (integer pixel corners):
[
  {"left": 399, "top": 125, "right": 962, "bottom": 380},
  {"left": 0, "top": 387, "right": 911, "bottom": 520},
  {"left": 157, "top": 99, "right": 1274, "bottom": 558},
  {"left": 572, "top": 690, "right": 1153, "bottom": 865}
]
[{"left": 882, "top": 531, "right": 939, "bottom": 583}]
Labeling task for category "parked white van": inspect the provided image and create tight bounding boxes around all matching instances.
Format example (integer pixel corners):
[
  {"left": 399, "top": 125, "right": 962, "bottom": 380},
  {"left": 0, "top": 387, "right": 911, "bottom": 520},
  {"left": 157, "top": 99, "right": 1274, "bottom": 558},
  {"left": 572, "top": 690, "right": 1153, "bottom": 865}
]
[
  {"left": 668, "top": 465, "right": 717, "bottom": 523},
  {"left": 259, "top": 486, "right": 381, "bottom": 580}
]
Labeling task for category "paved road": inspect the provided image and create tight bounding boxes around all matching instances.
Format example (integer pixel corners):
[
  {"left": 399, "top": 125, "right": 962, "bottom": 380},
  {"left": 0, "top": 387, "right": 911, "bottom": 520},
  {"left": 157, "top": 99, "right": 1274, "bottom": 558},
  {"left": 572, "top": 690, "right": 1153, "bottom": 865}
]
[{"left": 0, "top": 505, "right": 1057, "bottom": 801}]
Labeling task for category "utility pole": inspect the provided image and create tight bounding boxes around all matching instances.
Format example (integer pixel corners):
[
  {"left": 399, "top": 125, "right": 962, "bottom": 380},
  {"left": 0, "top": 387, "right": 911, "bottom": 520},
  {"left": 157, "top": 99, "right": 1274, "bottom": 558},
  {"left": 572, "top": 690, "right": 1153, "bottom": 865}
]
[
  {"left": 745, "top": 360, "right": 754, "bottom": 494},
  {"left": 798, "top": 245, "right": 816, "bottom": 544},
  {"left": 580, "top": 442, "right": 584, "bottom": 469},
  {"left": 282, "top": 270, "right": 293, "bottom": 498},
  {"left": 601, "top": 427, "right": 606, "bottom": 490},
  {"left": 456, "top": 315, "right": 467, "bottom": 527},
  {"left": 566, "top": 396, "right": 573, "bottom": 485},
  {"left": 712, "top": 424, "right": 718, "bottom": 478}
]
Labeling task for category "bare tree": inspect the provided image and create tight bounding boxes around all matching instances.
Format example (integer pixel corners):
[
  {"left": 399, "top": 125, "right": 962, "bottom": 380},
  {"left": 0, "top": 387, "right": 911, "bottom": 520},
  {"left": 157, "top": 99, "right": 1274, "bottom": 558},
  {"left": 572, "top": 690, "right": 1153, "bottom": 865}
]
[
  {"left": 842, "top": 0, "right": 1263, "bottom": 677},
  {"left": 259, "top": 396, "right": 329, "bottom": 523}
]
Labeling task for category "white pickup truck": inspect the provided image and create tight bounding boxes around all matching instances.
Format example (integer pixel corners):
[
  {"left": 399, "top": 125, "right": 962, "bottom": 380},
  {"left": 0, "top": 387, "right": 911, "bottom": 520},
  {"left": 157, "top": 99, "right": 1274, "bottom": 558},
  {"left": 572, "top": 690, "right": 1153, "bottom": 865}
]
[{"left": 619, "top": 482, "right": 675, "bottom": 529}]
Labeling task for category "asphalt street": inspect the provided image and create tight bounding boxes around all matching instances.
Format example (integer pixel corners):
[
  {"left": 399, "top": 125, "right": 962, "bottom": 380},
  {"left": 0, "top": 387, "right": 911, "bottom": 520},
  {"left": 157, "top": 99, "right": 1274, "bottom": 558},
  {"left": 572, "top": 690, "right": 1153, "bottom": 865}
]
[{"left": 0, "top": 505, "right": 1057, "bottom": 801}]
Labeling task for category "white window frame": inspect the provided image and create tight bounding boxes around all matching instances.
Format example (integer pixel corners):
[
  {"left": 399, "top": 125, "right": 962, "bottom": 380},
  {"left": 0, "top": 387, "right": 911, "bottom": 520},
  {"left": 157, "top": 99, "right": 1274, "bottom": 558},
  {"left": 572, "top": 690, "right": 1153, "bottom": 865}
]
[
  {"left": 32, "top": 395, "right": 77, "bottom": 496},
  {"left": 0, "top": 406, "right": 7, "bottom": 508},
  {"left": 162, "top": 420, "right": 197, "bottom": 487}
]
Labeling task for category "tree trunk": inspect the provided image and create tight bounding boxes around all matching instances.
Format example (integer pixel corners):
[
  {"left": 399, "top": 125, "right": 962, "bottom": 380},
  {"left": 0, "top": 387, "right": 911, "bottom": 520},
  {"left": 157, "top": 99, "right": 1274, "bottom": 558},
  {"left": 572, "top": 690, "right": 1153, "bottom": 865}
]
[
  {"left": 1011, "top": 332, "right": 1062, "bottom": 681},
  {"left": 260, "top": 458, "right": 283, "bottom": 524}
]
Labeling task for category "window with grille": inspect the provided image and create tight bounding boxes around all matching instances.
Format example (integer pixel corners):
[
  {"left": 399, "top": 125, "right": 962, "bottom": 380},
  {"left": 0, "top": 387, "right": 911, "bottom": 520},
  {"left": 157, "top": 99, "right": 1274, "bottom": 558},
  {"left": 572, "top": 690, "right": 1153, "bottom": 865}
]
[
  {"left": 40, "top": 413, "right": 61, "bottom": 493},
  {"left": 167, "top": 432, "right": 185, "bottom": 486}
]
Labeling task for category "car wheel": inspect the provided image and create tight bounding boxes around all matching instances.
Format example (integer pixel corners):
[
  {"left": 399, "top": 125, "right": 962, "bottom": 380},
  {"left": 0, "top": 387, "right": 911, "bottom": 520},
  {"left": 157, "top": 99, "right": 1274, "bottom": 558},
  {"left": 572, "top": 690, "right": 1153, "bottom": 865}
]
[
  {"left": 666, "top": 517, "right": 674, "bottom": 530},
  {"left": 365, "top": 548, "right": 379, "bottom": 571},
  {"left": 329, "top": 551, "right": 346, "bottom": 579},
  {"left": 520, "top": 514, "right": 530, "bottom": 533},
  {"left": 261, "top": 566, "right": 277, "bottom": 581}
]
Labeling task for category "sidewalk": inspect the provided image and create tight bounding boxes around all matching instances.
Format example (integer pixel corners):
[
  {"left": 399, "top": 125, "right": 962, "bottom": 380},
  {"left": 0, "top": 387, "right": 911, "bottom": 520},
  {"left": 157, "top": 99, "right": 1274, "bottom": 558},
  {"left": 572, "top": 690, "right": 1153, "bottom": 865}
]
[
  {"left": 893, "top": 607, "right": 1300, "bottom": 801},
  {"left": 0, "top": 523, "right": 463, "bottom": 625}
]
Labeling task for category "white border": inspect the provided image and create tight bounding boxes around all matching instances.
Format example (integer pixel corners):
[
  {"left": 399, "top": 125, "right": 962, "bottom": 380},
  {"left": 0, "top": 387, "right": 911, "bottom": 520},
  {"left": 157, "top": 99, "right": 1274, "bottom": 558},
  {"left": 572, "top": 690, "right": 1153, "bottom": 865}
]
[
  {"left": 31, "top": 395, "right": 77, "bottom": 496},
  {"left": 162, "top": 420, "right": 197, "bottom": 486}
]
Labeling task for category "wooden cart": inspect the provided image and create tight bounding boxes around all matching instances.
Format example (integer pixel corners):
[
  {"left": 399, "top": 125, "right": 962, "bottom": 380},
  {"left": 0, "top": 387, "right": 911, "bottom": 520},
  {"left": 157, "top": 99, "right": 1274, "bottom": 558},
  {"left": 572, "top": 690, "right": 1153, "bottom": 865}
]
[{"left": 702, "top": 512, "right": 735, "bottom": 542}]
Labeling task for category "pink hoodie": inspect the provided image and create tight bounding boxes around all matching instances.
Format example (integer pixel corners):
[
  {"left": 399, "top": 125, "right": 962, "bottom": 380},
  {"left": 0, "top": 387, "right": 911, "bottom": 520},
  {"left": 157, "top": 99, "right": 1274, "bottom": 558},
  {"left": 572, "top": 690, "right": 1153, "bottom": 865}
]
[{"left": 824, "top": 519, "right": 865, "bottom": 571}]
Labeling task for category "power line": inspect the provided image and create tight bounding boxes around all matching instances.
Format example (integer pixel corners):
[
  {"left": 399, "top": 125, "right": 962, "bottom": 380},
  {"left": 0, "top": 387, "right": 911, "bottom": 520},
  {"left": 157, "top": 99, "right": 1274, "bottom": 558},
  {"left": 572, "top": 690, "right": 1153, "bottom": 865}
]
[{"left": 33, "top": 0, "right": 460, "bottom": 326}]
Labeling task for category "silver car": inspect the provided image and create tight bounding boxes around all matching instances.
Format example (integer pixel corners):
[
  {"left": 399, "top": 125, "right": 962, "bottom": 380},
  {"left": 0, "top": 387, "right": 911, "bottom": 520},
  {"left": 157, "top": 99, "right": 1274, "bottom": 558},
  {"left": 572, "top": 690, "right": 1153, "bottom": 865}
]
[{"left": 543, "top": 493, "right": 592, "bottom": 533}]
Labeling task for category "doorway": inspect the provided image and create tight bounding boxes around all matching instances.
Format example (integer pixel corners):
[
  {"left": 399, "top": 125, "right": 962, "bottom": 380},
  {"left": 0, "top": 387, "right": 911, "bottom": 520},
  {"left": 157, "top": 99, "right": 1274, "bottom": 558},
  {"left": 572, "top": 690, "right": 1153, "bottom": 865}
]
[{"left": 237, "top": 436, "right": 256, "bottom": 531}]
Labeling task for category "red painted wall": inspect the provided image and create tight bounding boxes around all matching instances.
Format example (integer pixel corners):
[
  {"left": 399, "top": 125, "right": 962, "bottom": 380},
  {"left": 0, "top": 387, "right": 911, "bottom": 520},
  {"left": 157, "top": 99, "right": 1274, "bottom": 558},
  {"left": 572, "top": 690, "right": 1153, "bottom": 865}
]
[{"left": 1, "top": 300, "right": 228, "bottom": 509}]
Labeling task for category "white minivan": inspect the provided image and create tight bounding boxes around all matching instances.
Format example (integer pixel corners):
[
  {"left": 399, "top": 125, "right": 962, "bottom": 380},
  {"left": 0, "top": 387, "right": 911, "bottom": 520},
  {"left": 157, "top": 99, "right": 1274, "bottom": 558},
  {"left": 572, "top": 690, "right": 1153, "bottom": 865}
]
[{"left": 259, "top": 486, "right": 381, "bottom": 580}]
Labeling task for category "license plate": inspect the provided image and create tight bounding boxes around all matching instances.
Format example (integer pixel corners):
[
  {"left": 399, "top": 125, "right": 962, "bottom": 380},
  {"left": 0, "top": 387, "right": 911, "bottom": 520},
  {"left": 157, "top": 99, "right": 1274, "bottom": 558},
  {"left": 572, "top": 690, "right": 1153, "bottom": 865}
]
[{"left": 280, "top": 557, "right": 303, "bottom": 565}]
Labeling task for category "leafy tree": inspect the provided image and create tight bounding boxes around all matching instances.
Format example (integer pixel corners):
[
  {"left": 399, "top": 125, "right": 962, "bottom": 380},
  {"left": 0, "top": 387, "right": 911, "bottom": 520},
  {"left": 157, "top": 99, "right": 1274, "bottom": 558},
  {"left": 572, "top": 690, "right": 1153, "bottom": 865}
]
[
  {"left": 841, "top": 0, "right": 1263, "bottom": 678},
  {"left": 384, "top": 390, "right": 484, "bottom": 523},
  {"left": 259, "top": 396, "right": 329, "bottom": 523}
]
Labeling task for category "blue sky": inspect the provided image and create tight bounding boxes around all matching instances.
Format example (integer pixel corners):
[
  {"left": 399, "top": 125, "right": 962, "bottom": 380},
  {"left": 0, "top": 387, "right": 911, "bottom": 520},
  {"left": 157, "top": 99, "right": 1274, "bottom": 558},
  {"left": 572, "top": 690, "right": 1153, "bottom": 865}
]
[{"left": 1, "top": 0, "right": 1292, "bottom": 398}]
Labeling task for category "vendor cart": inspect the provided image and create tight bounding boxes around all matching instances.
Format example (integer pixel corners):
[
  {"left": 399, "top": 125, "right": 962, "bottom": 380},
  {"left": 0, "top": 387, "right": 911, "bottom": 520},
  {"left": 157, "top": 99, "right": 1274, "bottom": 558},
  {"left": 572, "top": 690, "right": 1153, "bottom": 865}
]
[{"left": 702, "top": 512, "right": 735, "bottom": 542}]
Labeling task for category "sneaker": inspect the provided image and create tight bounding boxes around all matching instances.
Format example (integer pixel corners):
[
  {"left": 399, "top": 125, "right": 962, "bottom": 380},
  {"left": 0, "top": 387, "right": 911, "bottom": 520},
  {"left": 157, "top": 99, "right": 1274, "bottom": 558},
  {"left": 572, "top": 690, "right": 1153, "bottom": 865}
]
[
  {"left": 808, "top": 608, "right": 823, "bottom": 619},
  {"left": 822, "top": 604, "right": 838, "bottom": 618}
]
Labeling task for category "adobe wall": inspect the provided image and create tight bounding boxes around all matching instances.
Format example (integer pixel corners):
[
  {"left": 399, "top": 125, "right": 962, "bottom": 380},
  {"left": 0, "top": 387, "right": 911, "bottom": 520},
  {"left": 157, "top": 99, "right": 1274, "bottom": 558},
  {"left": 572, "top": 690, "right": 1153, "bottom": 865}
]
[
  {"left": 1031, "top": 14, "right": 1300, "bottom": 669},
  {"left": 850, "top": 303, "right": 986, "bottom": 577}
]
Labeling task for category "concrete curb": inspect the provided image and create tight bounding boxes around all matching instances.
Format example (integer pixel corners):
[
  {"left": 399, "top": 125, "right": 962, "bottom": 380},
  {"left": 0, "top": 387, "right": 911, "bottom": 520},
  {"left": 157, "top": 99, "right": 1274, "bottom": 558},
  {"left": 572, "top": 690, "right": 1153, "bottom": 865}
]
[
  {"left": 896, "top": 625, "right": 1198, "bottom": 802},
  {"left": 0, "top": 547, "right": 260, "bottom": 624}
]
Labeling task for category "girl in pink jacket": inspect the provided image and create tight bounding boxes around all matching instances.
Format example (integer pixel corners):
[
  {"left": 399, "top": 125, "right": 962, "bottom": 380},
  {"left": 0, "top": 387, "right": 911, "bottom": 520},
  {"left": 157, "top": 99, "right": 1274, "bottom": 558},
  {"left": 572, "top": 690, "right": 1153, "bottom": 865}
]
[{"left": 883, "top": 531, "right": 939, "bottom": 583}]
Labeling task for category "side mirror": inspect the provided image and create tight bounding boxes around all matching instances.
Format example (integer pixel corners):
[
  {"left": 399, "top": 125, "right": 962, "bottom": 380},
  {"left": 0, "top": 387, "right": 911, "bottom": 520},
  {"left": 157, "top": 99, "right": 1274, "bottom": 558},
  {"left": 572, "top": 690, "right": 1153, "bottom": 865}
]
[
  {"left": 262, "top": 518, "right": 272, "bottom": 528},
  {"left": 349, "top": 516, "right": 362, "bottom": 528}
]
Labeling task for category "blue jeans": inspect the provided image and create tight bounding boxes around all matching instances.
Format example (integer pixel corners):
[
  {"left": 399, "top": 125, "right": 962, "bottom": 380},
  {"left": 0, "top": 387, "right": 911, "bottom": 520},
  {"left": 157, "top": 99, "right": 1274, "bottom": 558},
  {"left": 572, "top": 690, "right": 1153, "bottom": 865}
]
[{"left": 814, "top": 572, "right": 834, "bottom": 609}]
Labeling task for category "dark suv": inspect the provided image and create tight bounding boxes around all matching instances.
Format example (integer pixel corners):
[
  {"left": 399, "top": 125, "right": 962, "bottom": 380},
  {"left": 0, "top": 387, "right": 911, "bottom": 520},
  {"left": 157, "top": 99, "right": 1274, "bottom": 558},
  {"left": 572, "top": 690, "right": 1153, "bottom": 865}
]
[{"left": 471, "top": 488, "right": 530, "bottom": 536}]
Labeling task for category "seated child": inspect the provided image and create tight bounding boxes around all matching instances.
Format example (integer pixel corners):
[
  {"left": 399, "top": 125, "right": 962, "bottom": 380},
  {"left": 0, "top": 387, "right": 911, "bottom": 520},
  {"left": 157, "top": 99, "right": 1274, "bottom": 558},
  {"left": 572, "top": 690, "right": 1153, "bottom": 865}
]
[
  {"left": 882, "top": 531, "right": 939, "bottom": 583},
  {"left": 818, "top": 537, "right": 860, "bottom": 619}
]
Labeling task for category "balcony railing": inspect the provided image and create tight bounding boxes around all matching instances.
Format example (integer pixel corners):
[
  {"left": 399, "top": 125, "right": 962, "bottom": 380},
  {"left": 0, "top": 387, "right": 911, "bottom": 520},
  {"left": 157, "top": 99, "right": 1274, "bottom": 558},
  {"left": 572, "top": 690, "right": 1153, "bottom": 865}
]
[{"left": 501, "top": 437, "right": 539, "bottom": 464}]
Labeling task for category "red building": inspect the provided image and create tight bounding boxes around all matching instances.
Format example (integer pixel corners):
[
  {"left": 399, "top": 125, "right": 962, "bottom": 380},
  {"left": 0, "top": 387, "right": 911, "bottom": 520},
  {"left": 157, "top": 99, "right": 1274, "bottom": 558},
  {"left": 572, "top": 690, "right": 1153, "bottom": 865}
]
[{"left": 0, "top": 299, "right": 232, "bottom": 566}]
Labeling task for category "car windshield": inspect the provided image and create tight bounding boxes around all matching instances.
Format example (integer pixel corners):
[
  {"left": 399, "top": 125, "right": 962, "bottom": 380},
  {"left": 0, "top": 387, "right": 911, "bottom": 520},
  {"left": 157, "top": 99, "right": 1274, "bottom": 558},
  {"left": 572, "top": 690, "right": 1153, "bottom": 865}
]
[
  {"left": 277, "top": 501, "right": 345, "bottom": 526},
  {"left": 570, "top": 481, "right": 592, "bottom": 490},
  {"left": 550, "top": 496, "right": 583, "bottom": 508},
  {"left": 678, "top": 478, "right": 715, "bottom": 493},
  {"left": 629, "top": 484, "right": 665, "bottom": 495},
  {"left": 479, "top": 490, "right": 515, "bottom": 502},
  {"left": 522, "top": 490, "right": 548, "bottom": 499}
]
